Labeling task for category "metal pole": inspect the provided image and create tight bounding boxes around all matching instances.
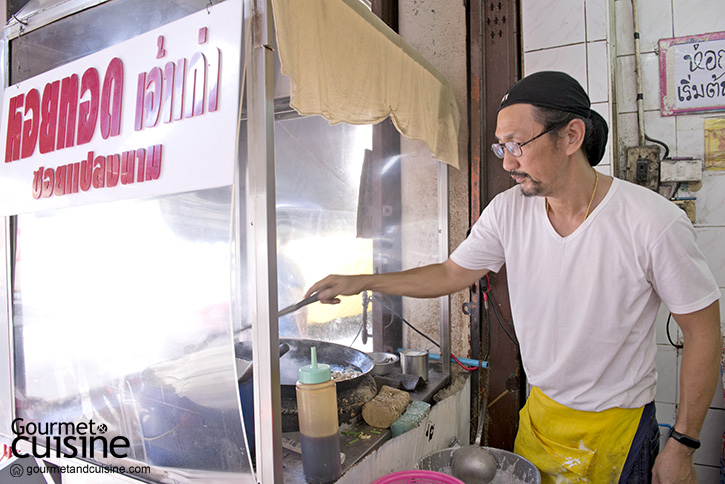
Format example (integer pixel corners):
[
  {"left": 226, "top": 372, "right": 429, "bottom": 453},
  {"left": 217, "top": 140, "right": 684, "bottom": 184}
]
[
  {"left": 0, "top": 217, "right": 13, "bottom": 440},
  {"left": 247, "top": 0, "right": 283, "bottom": 482},
  {"left": 0, "top": 1, "right": 15, "bottom": 440},
  {"left": 631, "top": 0, "right": 646, "bottom": 146},
  {"left": 438, "top": 162, "right": 451, "bottom": 378}
]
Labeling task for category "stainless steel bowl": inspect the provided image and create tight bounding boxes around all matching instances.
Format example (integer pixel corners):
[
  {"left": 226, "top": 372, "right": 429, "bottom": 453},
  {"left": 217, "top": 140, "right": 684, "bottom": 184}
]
[
  {"left": 417, "top": 446, "right": 541, "bottom": 484},
  {"left": 367, "top": 351, "right": 399, "bottom": 376}
]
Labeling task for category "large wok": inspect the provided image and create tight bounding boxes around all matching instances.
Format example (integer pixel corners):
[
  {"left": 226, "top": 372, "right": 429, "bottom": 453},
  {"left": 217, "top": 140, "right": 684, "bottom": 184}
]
[{"left": 234, "top": 338, "right": 374, "bottom": 398}]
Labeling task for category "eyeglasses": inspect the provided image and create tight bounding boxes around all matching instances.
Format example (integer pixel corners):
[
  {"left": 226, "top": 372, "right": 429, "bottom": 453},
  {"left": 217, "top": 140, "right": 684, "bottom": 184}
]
[{"left": 491, "top": 121, "right": 567, "bottom": 159}]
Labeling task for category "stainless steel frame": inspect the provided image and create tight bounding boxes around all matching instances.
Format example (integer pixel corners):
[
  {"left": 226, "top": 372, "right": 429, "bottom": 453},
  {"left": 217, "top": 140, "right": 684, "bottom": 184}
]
[
  {"left": 246, "top": 0, "right": 283, "bottom": 482},
  {"left": 1, "top": 0, "right": 14, "bottom": 445},
  {"left": 6, "top": 0, "right": 109, "bottom": 38},
  {"left": 438, "top": 162, "right": 451, "bottom": 377},
  {"left": 0, "top": 1, "right": 454, "bottom": 483},
  {"left": 0, "top": 218, "right": 12, "bottom": 441}
]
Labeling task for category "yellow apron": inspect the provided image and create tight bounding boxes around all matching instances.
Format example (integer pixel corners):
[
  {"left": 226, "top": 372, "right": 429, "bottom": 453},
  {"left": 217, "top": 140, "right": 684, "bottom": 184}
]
[{"left": 514, "top": 387, "right": 643, "bottom": 483}]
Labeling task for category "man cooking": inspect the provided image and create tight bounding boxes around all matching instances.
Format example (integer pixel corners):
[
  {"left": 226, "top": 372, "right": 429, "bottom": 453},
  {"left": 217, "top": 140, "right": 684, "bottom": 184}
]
[{"left": 305, "top": 71, "right": 722, "bottom": 483}]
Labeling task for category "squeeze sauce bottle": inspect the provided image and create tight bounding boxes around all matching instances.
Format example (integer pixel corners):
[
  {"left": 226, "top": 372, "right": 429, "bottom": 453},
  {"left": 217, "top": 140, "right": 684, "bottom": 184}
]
[{"left": 296, "top": 347, "right": 342, "bottom": 483}]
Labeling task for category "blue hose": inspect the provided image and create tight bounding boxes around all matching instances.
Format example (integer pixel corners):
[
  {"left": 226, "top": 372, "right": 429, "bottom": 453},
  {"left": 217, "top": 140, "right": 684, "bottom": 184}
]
[{"left": 399, "top": 349, "right": 489, "bottom": 369}]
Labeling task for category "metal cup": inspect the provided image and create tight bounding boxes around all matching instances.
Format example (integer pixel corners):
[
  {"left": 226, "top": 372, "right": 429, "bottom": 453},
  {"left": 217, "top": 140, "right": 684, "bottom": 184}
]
[{"left": 399, "top": 349, "right": 429, "bottom": 381}]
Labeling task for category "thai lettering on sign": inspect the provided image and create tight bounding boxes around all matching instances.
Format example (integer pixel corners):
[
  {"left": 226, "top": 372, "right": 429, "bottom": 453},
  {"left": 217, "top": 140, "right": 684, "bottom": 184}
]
[
  {"left": 660, "top": 31, "right": 725, "bottom": 116},
  {"left": 0, "top": 0, "right": 242, "bottom": 215}
]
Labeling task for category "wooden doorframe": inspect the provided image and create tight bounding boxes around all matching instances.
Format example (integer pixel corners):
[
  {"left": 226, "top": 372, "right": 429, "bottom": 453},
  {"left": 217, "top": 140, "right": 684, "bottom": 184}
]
[{"left": 467, "top": 0, "right": 525, "bottom": 450}]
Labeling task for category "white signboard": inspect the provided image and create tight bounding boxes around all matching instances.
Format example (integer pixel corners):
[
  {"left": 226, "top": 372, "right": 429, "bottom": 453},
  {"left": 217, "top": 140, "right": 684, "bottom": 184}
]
[
  {"left": 660, "top": 31, "right": 725, "bottom": 116},
  {"left": 0, "top": 0, "right": 243, "bottom": 215}
]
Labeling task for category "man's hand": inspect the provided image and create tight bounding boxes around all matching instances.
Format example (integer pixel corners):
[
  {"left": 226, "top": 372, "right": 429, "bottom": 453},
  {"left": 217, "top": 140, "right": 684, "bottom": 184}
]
[
  {"left": 305, "top": 274, "right": 367, "bottom": 304},
  {"left": 652, "top": 439, "right": 697, "bottom": 483}
]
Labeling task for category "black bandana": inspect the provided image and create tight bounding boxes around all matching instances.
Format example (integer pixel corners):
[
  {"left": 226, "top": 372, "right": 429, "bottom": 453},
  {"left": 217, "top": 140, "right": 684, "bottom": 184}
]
[{"left": 498, "top": 71, "right": 608, "bottom": 166}]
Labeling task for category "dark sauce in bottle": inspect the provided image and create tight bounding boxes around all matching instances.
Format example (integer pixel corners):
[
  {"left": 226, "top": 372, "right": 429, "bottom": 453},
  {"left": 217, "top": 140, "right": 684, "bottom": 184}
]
[{"left": 300, "top": 433, "right": 341, "bottom": 483}]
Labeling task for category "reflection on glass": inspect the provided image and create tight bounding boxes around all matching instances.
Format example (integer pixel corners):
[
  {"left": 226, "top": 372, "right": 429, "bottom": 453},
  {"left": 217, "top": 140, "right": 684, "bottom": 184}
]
[
  {"left": 274, "top": 113, "right": 443, "bottom": 356},
  {"left": 275, "top": 116, "right": 374, "bottom": 352},
  {"left": 13, "top": 188, "right": 251, "bottom": 480}
]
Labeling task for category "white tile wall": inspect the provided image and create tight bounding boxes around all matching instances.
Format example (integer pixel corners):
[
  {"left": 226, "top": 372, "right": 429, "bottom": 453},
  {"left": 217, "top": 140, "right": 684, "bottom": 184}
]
[
  {"left": 634, "top": 0, "right": 674, "bottom": 53},
  {"left": 614, "top": 0, "right": 635, "bottom": 56},
  {"left": 696, "top": 227, "right": 725, "bottom": 286},
  {"left": 656, "top": 402, "right": 677, "bottom": 425},
  {"left": 696, "top": 172, "right": 725, "bottom": 226},
  {"left": 644, "top": 113, "right": 674, "bottom": 145},
  {"left": 614, "top": 0, "right": 674, "bottom": 55},
  {"left": 694, "top": 465, "right": 721, "bottom": 483},
  {"left": 694, "top": 408, "right": 725, "bottom": 467},
  {"left": 672, "top": 0, "right": 725, "bottom": 37},
  {"left": 520, "top": 0, "right": 614, "bottom": 169},
  {"left": 521, "top": 0, "right": 585, "bottom": 52},
  {"left": 643, "top": 111, "right": 677, "bottom": 151},
  {"left": 615, "top": 55, "right": 638, "bottom": 114},
  {"left": 617, "top": 111, "right": 639, "bottom": 149},
  {"left": 654, "top": 305, "right": 723, "bottom": 408},
  {"left": 614, "top": 53, "right": 666, "bottom": 116},
  {"left": 712, "top": 367, "right": 724, "bottom": 410},
  {"left": 655, "top": 345, "right": 679, "bottom": 404},
  {"left": 586, "top": 41, "right": 609, "bottom": 103},
  {"left": 675, "top": 115, "right": 705, "bottom": 158},
  {"left": 639, "top": 53, "right": 661, "bottom": 113},
  {"left": 523, "top": 43, "right": 588, "bottom": 86},
  {"left": 654, "top": 303, "right": 682, "bottom": 347},
  {"left": 654, "top": 304, "right": 668, "bottom": 345},
  {"left": 585, "top": 0, "right": 607, "bottom": 41}
]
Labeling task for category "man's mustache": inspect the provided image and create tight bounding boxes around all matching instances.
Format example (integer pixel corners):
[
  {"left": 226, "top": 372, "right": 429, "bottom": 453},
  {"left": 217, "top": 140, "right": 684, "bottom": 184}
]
[{"left": 510, "top": 170, "right": 531, "bottom": 179}]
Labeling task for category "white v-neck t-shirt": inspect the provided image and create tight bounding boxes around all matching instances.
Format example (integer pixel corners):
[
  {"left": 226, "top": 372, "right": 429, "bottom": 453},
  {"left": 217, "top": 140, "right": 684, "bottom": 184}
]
[{"left": 450, "top": 177, "right": 720, "bottom": 412}]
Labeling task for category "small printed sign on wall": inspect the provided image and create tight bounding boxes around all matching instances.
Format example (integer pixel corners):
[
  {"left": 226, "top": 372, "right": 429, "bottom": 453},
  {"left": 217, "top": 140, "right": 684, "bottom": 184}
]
[
  {"left": 659, "top": 31, "right": 725, "bottom": 116},
  {"left": 704, "top": 118, "right": 725, "bottom": 170}
]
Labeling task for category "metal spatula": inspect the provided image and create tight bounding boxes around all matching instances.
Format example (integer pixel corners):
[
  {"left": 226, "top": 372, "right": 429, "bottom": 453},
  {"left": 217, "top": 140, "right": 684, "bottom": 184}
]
[{"left": 278, "top": 292, "right": 320, "bottom": 317}]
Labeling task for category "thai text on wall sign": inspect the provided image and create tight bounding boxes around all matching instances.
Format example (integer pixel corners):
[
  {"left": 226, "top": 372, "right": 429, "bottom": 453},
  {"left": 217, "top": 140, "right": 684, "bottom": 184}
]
[
  {"left": 0, "top": 0, "right": 242, "bottom": 215},
  {"left": 659, "top": 31, "right": 725, "bottom": 116}
]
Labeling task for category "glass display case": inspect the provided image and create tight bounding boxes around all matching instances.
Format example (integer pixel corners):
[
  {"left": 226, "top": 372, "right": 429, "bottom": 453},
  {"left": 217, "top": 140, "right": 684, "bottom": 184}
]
[
  {"left": 0, "top": 1, "right": 455, "bottom": 482},
  {"left": 3, "top": 1, "right": 255, "bottom": 482},
  {"left": 12, "top": 189, "right": 251, "bottom": 481}
]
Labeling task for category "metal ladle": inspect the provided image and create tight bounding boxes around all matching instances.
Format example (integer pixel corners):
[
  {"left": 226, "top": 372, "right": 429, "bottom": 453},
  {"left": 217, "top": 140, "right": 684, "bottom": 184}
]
[{"left": 450, "top": 393, "right": 498, "bottom": 484}]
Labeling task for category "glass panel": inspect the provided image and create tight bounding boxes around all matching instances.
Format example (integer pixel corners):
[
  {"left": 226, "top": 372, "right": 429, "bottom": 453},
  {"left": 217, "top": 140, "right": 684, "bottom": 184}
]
[
  {"left": 275, "top": 115, "right": 373, "bottom": 349},
  {"left": 12, "top": 188, "right": 252, "bottom": 481},
  {"left": 7, "top": 1, "right": 253, "bottom": 480},
  {"left": 274, "top": 114, "right": 442, "bottom": 354},
  {"left": 10, "top": 0, "right": 212, "bottom": 83}
]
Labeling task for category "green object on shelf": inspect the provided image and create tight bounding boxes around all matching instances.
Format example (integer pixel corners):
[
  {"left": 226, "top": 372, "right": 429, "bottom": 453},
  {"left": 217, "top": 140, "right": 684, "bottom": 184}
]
[{"left": 390, "top": 400, "right": 431, "bottom": 437}]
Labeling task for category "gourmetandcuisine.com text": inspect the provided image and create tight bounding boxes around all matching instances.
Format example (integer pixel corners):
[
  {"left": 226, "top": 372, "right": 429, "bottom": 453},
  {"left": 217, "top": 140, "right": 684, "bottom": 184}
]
[{"left": 22, "top": 463, "right": 151, "bottom": 476}]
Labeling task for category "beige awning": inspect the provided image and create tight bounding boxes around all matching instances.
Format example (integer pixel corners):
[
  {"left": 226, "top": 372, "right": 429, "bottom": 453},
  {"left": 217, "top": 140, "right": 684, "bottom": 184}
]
[{"left": 270, "top": 0, "right": 461, "bottom": 168}]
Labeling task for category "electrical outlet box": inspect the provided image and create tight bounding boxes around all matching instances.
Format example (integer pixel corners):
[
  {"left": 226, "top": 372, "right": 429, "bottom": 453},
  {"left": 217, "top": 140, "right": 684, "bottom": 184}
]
[
  {"left": 626, "top": 145, "right": 660, "bottom": 191},
  {"left": 660, "top": 159, "right": 702, "bottom": 182}
]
